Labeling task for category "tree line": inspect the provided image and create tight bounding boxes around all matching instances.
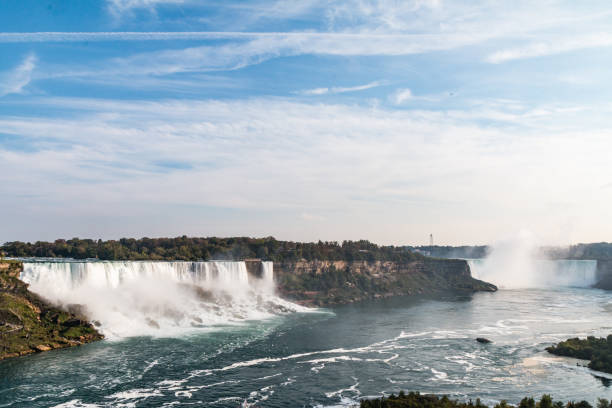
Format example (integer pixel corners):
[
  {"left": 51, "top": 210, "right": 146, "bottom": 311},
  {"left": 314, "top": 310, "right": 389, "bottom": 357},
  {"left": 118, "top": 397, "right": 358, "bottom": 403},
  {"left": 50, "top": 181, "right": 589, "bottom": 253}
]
[
  {"left": 360, "top": 391, "right": 603, "bottom": 408},
  {"left": 546, "top": 335, "right": 612, "bottom": 374},
  {"left": 0, "top": 236, "right": 424, "bottom": 263},
  {"left": 544, "top": 243, "right": 612, "bottom": 261}
]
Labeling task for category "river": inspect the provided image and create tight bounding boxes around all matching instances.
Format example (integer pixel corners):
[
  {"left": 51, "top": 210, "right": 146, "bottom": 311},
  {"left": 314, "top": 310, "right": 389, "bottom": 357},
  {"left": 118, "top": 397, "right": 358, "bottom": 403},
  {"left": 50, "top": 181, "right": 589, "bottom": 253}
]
[{"left": 1, "top": 261, "right": 612, "bottom": 407}]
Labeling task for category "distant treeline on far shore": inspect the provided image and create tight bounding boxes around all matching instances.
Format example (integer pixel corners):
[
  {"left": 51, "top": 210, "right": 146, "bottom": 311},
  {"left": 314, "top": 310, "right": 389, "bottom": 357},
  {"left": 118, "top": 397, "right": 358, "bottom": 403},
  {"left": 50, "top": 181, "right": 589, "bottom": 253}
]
[
  {"left": 0, "top": 237, "right": 426, "bottom": 262},
  {"left": 3, "top": 237, "right": 611, "bottom": 262},
  {"left": 411, "top": 243, "right": 612, "bottom": 261}
]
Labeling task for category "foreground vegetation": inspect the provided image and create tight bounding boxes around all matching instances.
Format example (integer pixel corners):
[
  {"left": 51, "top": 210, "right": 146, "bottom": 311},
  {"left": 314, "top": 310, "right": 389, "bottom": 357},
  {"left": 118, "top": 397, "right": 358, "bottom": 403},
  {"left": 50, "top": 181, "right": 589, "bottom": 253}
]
[
  {"left": 1, "top": 237, "right": 425, "bottom": 262},
  {"left": 360, "top": 391, "right": 604, "bottom": 408},
  {"left": 0, "top": 261, "right": 102, "bottom": 360},
  {"left": 546, "top": 336, "right": 612, "bottom": 374}
]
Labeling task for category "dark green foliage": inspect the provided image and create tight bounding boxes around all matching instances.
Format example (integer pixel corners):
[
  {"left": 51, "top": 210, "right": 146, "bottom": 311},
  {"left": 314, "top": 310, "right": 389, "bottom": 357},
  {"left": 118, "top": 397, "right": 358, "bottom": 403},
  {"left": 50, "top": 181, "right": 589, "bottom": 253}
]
[
  {"left": 519, "top": 397, "right": 535, "bottom": 408},
  {"left": 0, "top": 261, "right": 103, "bottom": 360},
  {"left": 1, "top": 237, "right": 424, "bottom": 263},
  {"left": 547, "top": 335, "right": 612, "bottom": 374},
  {"left": 359, "top": 392, "right": 592, "bottom": 408}
]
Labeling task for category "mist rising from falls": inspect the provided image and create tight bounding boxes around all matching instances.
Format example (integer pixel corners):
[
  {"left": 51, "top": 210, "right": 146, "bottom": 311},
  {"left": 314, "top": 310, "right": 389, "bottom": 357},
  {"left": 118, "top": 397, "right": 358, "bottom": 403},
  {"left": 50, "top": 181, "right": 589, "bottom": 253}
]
[
  {"left": 21, "top": 261, "right": 305, "bottom": 338},
  {"left": 469, "top": 258, "right": 597, "bottom": 289},
  {"left": 467, "top": 234, "right": 597, "bottom": 288}
]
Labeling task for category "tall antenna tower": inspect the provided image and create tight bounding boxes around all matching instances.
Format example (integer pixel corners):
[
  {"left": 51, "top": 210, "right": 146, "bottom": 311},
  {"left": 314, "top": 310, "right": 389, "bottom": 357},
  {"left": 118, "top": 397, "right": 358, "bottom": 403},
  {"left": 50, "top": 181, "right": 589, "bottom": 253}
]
[{"left": 429, "top": 233, "right": 434, "bottom": 246}]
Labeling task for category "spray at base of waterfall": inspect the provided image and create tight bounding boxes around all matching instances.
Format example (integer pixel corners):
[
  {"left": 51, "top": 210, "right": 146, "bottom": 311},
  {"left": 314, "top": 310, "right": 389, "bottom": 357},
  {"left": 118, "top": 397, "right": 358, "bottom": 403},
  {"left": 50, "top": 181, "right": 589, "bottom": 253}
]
[
  {"left": 20, "top": 261, "right": 307, "bottom": 338},
  {"left": 467, "top": 232, "right": 597, "bottom": 289}
]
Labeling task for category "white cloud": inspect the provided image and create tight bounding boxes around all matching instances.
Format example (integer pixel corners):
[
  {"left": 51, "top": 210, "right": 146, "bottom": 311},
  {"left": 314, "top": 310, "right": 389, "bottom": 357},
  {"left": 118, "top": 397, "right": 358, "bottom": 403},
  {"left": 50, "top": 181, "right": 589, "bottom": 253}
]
[
  {"left": 300, "top": 213, "right": 326, "bottom": 221},
  {"left": 35, "top": 34, "right": 482, "bottom": 82},
  {"left": 486, "top": 33, "right": 612, "bottom": 63},
  {"left": 106, "top": 0, "right": 185, "bottom": 17},
  {"left": 302, "top": 87, "right": 329, "bottom": 95},
  {"left": 1, "top": 96, "right": 612, "bottom": 244},
  {"left": 0, "top": 1, "right": 611, "bottom": 69},
  {"left": 392, "top": 88, "right": 412, "bottom": 104},
  {"left": 0, "top": 54, "right": 37, "bottom": 97},
  {"left": 301, "top": 81, "right": 384, "bottom": 95}
]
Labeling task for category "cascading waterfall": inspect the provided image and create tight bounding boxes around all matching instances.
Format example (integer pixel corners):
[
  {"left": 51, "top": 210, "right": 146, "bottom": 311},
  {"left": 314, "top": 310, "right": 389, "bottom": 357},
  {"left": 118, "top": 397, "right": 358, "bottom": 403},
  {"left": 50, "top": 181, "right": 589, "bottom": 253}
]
[
  {"left": 20, "top": 261, "right": 304, "bottom": 338},
  {"left": 468, "top": 258, "right": 597, "bottom": 289}
]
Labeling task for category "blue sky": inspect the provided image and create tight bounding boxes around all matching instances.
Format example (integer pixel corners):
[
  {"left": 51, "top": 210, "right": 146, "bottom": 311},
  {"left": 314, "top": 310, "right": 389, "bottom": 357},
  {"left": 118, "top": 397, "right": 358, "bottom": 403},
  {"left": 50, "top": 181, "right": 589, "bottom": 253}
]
[{"left": 1, "top": 0, "right": 612, "bottom": 245}]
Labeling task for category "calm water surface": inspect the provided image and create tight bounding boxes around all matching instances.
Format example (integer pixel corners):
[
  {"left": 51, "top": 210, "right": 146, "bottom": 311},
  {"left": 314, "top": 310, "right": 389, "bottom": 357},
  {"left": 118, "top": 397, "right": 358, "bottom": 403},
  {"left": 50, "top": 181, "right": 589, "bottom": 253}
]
[{"left": 2, "top": 288, "right": 612, "bottom": 407}]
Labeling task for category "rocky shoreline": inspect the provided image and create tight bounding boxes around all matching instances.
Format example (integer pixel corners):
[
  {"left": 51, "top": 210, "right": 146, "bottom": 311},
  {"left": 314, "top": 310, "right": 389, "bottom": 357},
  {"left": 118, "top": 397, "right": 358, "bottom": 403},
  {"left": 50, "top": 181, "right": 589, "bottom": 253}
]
[{"left": 0, "top": 260, "right": 103, "bottom": 361}]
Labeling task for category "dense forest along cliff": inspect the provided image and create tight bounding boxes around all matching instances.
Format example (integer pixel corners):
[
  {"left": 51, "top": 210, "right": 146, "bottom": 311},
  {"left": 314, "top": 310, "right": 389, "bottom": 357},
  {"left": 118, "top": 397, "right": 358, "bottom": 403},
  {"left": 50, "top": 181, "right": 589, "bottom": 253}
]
[{"left": 0, "top": 261, "right": 102, "bottom": 361}]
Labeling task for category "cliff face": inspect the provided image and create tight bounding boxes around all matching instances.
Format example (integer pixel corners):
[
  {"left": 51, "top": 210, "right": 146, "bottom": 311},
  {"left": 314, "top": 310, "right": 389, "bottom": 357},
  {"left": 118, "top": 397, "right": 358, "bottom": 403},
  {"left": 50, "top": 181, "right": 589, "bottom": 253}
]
[
  {"left": 274, "top": 258, "right": 497, "bottom": 306},
  {"left": 594, "top": 260, "right": 612, "bottom": 290},
  {"left": 0, "top": 261, "right": 103, "bottom": 361}
]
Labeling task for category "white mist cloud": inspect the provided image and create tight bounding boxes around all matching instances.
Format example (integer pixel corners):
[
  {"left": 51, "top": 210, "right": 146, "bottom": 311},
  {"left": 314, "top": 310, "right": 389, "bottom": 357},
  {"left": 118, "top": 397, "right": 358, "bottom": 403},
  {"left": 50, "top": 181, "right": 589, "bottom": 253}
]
[
  {"left": 469, "top": 231, "right": 598, "bottom": 288},
  {"left": 0, "top": 54, "right": 37, "bottom": 97},
  {"left": 392, "top": 88, "right": 412, "bottom": 104},
  {"left": 300, "top": 81, "right": 384, "bottom": 95}
]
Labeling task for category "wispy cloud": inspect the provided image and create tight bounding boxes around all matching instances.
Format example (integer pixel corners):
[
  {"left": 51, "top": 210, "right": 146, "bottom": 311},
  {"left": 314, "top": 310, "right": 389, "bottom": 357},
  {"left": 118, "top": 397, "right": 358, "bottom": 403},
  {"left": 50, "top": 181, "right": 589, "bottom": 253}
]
[
  {"left": 392, "top": 88, "right": 412, "bottom": 104},
  {"left": 300, "top": 80, "right": 385, "bottom": 95},
  {"left": 486, "top": 33, "right": 612, "bottom": 63},
  {"left": 0, "top": 31, "right": 482, "bottom": 46},
  {"left": 1, "top": 96, "right": 611, "bottom": 243},
  {"left": 0, "top": 32, "right": 489, "bottom": 80},
  {"left": 3, "top": 1, "right": 612, "bottom": 243},
  {"left": 106, "top": 0, "right": 185, "bottom": 18},
  {"left": 0, "top": 54, "right": 37, "bottom": 97}
]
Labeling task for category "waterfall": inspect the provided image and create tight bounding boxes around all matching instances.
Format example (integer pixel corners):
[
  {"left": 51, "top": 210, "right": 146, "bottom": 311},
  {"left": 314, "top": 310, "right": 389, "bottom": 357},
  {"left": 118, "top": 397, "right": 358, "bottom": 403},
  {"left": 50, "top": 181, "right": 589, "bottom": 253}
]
[
  {"left": 468, "top": 258, "right": 598, "bottom": 289},
  {"left": 261, "top": 261, "right": 274, "bottom": 283},
  {"left": 20, "top": 260, "right": 304, "bottom": 338},
  {"left": 21, "top": 261, "right": 256, "bottom": 290}
]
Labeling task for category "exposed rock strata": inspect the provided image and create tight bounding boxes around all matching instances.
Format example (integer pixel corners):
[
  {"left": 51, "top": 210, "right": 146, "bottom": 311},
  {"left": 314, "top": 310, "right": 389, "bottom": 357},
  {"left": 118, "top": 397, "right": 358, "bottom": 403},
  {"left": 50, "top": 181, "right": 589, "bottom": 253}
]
[
  {"left": 594, "top": 260, "right": 612, "bottom": 290},
  {"left": 274, "top": 258, "right": 497, "bottom": 306}
]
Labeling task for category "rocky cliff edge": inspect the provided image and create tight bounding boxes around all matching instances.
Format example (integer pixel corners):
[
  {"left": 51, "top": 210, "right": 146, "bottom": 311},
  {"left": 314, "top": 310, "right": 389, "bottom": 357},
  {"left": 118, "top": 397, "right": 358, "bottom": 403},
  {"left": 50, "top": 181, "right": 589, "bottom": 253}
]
[{"left": 0, "top": 260, "right": 103, "bottom": 361}]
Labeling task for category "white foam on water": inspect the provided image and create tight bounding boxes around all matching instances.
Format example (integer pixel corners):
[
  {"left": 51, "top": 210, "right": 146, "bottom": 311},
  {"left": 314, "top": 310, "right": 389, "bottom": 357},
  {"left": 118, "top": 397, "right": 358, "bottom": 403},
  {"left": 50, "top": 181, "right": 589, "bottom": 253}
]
[
  {"left": 208, "top": 396, "right": 243, "bottom": 405},
  {"left": 105, "top": 388, "right": 163, "bottom": 401},
  {"left": 325, "top": 378, "right": 360, "bottom": 398},
  {"left": 50, "top": 401, "right": 102, "bottom": 408},
  {"left": 20, "top": 260, "right": 307, "bottom": 338},
  {"left": 430, "top": 368, "right": 448, "bottom": 380}
]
